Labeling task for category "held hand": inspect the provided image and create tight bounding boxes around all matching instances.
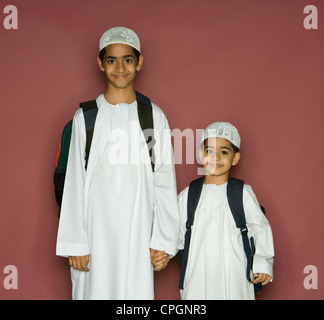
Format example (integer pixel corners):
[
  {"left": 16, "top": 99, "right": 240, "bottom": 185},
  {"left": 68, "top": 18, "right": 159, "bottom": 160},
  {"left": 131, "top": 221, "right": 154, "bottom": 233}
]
[
  {"left": 252, "top": 273, "right": 272, "bottom": 286},
  {"left": 150, "top": 249, "right": 170, "bottom": 271},
  {"left": 69, "top": 255, "right": 90, "bottom": 272}
]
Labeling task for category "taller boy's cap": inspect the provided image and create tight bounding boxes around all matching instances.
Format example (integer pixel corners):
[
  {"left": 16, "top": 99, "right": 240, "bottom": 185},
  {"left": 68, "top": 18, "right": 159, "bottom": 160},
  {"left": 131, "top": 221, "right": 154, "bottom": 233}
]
[
  {"left": 201, "top": 122, "right": 241, "bottom": 149},
  {"left": 99, "top": 27, "right": 141, "bottom": 53}
]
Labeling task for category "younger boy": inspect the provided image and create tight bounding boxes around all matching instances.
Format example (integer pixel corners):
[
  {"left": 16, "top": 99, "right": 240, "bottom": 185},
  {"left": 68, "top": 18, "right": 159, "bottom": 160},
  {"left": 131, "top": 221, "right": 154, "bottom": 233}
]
[
  {"left": 56, "top": 27, "right": 179, "bottom": 299},
  {"left": 177, "top": 122, "right": 274, "bottom": 300}
]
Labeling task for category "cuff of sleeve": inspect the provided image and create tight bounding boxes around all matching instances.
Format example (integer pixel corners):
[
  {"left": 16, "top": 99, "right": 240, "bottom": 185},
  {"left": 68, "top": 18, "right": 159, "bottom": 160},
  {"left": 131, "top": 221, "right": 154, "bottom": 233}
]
[
  {"left": 252, "top": 263, "right": 273, "bottom": 279},
  {"left": 150, "top": 238, "right": 177, "bottom": 257},
  {"left": 56, "top": 242, "right": 90, "bottom": 258}
]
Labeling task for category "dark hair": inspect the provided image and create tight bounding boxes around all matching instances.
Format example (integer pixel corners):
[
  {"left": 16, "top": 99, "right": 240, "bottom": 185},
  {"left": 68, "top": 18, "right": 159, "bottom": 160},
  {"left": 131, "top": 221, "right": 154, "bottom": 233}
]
[
  {"left": 99, "top": 46, "right": 140, "bottom": 65},
  {"left": 231, "top": 143, "right": 240, "bottom": 154}
]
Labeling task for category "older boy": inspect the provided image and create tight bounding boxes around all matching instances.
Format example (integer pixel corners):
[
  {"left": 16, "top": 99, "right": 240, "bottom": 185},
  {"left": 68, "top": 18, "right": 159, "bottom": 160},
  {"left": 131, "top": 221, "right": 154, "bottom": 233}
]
[
  {"left": 177, "top": 122, "right": 274, "bottom": 299},
  {"left": 56, "top": 27, "right": 179, "bottom": 299}
]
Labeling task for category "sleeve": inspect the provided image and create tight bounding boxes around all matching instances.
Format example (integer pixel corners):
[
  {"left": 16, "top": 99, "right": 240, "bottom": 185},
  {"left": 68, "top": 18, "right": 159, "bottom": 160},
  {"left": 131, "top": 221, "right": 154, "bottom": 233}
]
[
  {"left": 149, "top": 106, "right": 180, "bottom": 257},
  {"left": 56, "top": 109, "right": 90, "bottom": 257},
  {"left": 177, "top": 187, "right": 189, "bottom": 251},
  {"left": 244, "top": 185, "right": 275, "bottom": 278}
]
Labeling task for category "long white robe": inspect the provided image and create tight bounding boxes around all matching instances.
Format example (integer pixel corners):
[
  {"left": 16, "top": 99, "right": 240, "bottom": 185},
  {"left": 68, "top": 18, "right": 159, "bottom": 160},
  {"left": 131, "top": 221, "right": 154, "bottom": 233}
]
[
  {"left": 178, "top": 182, "right": 274, "bottom": 300},
  {"left": 56, "top": 94, "right": 179, "bottom": 300}
]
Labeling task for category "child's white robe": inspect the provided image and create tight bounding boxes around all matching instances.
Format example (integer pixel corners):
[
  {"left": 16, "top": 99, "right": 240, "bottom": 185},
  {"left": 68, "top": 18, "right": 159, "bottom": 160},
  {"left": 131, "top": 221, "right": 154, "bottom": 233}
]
[
  {"left": 178, "top": 182, "right": 274, "bottom": 300},
  {"left": 56, "top": 95, "right": 179, "bottom": 300}
]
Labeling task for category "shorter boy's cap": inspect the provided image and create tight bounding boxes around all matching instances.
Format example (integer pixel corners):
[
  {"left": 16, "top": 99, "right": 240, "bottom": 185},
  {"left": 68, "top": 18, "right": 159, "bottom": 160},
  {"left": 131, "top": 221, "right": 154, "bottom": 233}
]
[
  {"left": 99, "top": 27, "right": 141, "bottom": 53},
  {"left": 201, "top": 122, "right": 241, "bottom": 149}
]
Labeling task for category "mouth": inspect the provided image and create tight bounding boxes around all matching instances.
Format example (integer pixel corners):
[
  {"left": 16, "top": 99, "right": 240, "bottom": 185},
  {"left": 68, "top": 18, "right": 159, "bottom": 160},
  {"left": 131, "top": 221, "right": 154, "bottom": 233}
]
[
  {"left": 208, "top": 164, "right": 222, "bottom": 170},
  {"left": 114, "top": 74, "right": 128, "bottom": 79}
]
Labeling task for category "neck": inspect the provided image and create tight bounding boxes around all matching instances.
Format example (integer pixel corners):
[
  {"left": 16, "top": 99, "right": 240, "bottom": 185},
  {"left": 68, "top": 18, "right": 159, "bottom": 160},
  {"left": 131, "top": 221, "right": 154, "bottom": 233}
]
[
  {"left": 203, "top": 173, "right": 229, "bottom": 186},
  {"left": 104, "top": 86, "right": 136, "bottom": 105}
]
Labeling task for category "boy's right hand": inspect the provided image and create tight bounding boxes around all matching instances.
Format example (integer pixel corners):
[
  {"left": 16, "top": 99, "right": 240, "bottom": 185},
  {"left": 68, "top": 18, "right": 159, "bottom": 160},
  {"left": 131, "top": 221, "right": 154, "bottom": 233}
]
[
  {"left": 69, "top": 255, "right": 90, "bottom": 272},
  {"left": 252, "top": 273, "right": 271, "bottom": 286}
]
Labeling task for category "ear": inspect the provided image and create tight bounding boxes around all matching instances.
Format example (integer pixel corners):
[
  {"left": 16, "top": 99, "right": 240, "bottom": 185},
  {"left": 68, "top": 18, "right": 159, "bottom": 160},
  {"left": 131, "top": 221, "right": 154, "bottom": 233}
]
[
  {"left": 136, "top": 54, "right": 144, "bottom": 71},
  {"left": 232, "top": 152, "right": 240, "bottom": 166},
  {"left": 97, "top": 56, "right": 105, "bottom": 72}
]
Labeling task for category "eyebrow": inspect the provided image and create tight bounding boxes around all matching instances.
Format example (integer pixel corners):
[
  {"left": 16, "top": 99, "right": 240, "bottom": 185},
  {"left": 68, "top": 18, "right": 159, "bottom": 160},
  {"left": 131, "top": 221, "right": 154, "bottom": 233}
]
[
  {"left": 204, "top": 145, "right": 231, "bottom": 150},
  {"left": 106, "top": 54, "right": 134, "bottom": 60},
  {"left": 219, "top": 146, "right": 231, "bottom": 150}
]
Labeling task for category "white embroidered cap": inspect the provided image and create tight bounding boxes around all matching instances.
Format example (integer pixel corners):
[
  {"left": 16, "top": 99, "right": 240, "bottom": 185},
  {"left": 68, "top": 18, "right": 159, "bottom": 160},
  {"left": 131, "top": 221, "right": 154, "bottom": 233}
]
[
  {"left": 201, "top": 122, "right": 241, "bottom": 149},
  {"left": 99, "top": 27, "right": 141, "bottom": 53}
]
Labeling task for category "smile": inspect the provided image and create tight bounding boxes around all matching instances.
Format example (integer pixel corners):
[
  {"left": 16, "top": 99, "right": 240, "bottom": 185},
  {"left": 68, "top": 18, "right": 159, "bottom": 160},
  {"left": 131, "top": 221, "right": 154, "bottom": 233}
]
[
  {"left": 114, "top": 74, "right": 128, "bottom": 79},
  {"left": 207, "top": 164, "right": 223, "bottom": 172}
]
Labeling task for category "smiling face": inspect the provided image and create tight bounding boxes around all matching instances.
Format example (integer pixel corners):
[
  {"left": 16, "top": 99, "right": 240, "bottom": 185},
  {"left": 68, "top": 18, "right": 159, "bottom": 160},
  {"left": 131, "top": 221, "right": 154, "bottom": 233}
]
[
  {"left": 199, "top": 137, "right": 240, "bottom": 185},
  {"left": 97, "top": 43, "right": 143, "bottom": 90}
]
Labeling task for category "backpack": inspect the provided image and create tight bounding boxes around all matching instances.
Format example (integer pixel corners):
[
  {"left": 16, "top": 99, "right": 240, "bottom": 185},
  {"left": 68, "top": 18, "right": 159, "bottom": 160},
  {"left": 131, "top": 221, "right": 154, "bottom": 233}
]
[
  {"left": 53, "top": 91, "right": 155, "bottom": 215},
  {"left": 178, "top": 176, "right": 265, "bottom": 293}
]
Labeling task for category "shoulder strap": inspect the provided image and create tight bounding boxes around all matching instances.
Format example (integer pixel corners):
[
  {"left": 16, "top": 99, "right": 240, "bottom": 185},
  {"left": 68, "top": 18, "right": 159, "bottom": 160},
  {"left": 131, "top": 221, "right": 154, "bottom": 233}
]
[
  {"left": 227, "top": 177, "right": 252, "bottom": 280},
  {"left": 80, "top": 100, "right": 98, "bottom": 170},
  {"left": 135, "top": 91, "right": 155, "bottom": 172},
  {"left": 80, "top": 94, "right": 154, "bottom": 172},
  {"left": 227, "top": 177, "right": 262, "bottom": 293},
  {"left": 187, "top": 177, "right": 205, "bottom": 227},
  {"left": 179, "top": 177, "right": 204, "bottom": 290},
  {"left": 227, "top": 177, "right": 246, "bottom": 228}
]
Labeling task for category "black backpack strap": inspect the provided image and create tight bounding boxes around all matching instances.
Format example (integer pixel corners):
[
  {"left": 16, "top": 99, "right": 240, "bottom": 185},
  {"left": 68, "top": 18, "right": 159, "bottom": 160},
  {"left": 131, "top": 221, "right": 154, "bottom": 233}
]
[
  {"left": 179, "top": 177, "right": 205, "bottom": 290},
  {"left": 227, "top": 177, "right": 246, "bottom": 228},
  {"left": 80, "top": 100, "right": 98, "bottom": 170},
  {"left": 227, "top": 177, "right": 252, "bottom": 281},
  {"left": 81, "top": 94, "right": 154, "bottom": 171},
  {"left": 136, "top": 91, "right": 155, "bottom": 172},
  {"left": 227, "top": 177, "right": 262, "bottom": 293}
]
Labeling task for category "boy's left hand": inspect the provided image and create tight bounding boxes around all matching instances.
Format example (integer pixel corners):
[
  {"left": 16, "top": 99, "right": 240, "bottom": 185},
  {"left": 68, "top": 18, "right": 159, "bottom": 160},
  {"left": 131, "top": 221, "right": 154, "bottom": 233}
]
[
  {"left": 150, "top": 249, "right": 170, "bottom": 271},
  {"left": 252, "top": 273, "right": 272, "bottom": 286}
]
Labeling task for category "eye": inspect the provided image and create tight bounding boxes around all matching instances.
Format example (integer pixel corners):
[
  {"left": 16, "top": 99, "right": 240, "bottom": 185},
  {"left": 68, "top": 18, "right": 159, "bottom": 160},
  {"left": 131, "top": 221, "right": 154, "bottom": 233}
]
[
  {"left": 221, "top": 150, "right": 229, "bottom": 155},
  {"left": 107, "top": 60, "right": 115, "bottom": 64},
  {"left": 125, "top": 58, "right": 133, "bottom": 64}
]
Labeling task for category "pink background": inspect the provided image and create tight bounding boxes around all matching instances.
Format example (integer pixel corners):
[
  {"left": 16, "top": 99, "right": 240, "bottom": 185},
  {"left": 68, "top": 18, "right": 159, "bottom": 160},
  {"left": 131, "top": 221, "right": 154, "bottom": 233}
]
[{"left": 1, "top": 0, "right": 323, "bottom": 300}]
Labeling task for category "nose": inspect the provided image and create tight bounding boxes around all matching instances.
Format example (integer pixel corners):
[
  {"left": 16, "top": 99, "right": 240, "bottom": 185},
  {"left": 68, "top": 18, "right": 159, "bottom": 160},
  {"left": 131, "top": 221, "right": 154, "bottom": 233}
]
[{"left": 116, "top": 61, "right": 125, "bottom": 72}]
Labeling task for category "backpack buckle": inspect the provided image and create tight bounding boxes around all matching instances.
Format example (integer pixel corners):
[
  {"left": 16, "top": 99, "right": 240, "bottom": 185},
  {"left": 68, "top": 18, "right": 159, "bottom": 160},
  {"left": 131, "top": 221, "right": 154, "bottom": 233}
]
[{"left": 240, "top": 226, "right": 248, "bottom": 234}]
